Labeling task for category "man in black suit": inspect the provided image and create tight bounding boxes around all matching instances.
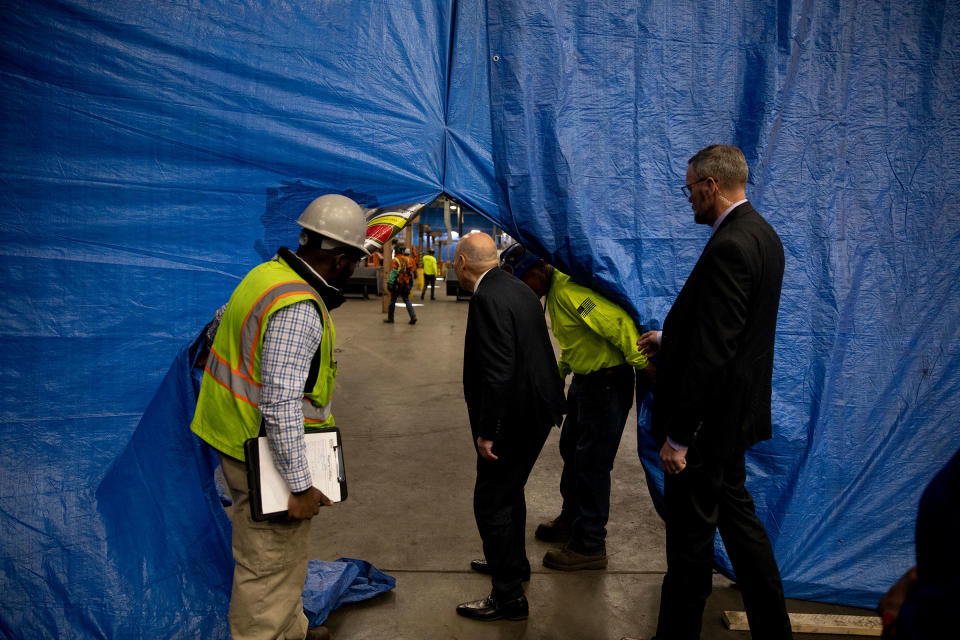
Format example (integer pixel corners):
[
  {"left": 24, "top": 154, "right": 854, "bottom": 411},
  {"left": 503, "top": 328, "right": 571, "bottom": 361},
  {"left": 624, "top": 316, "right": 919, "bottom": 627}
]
[
  {"left": 634, "top": 145, "right": 793, "bottom": 639},
  {"left": 453, "top": 231, "right": 566, "bottom": 622}
]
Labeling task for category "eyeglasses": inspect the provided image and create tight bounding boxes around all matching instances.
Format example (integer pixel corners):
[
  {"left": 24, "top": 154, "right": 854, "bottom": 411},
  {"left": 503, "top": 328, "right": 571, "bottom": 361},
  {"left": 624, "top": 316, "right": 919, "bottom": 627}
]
[{"left": 681, "top": 176, "right": 711, "bottom": 198}]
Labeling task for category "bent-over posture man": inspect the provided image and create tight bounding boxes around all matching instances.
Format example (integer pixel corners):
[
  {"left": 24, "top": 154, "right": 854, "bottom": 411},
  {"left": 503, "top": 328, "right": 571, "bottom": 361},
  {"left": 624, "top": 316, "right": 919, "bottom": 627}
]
[
  {"left": 192, "top": 194, "right": 368, "bottom": 640},
  {"left": 500, "top": 244, "right": 650, "bottom": 571},
  {"left": 454, "top": 232, "right": 566, "bottom": 622},
  {"left": 631, "top": 145, "right": 792, "bottom": 640}
]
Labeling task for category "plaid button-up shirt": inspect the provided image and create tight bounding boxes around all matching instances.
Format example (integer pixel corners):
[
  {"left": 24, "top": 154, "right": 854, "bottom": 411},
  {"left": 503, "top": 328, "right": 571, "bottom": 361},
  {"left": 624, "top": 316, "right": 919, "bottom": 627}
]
[{"left": 258, "top": 300, "right": 323, "bottom": 493}]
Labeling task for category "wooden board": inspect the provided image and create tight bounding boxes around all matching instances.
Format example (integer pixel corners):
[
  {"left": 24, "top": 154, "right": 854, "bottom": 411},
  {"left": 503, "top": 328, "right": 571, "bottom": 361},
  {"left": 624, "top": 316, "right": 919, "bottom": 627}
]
[{"left": 722, "top": 611, "right": 882, "bottom": 636}]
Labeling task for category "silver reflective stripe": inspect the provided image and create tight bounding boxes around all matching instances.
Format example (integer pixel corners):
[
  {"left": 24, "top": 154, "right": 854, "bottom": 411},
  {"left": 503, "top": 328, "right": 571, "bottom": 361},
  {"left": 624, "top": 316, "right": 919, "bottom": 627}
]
[
  {"left": 207, "top": 279, "right": 332, "bottom": 420},
  {"left": 237, "top": 282, "right": 320, "bottom": 376},
  {"left": 206, "top": 352, "right": 261, "bottom": 405},
  {"left": 303, "top": 398, "right": 332, "bottom": 421},
  {"left": 206, "top": 354, "right": 332, "bottom": 419}
]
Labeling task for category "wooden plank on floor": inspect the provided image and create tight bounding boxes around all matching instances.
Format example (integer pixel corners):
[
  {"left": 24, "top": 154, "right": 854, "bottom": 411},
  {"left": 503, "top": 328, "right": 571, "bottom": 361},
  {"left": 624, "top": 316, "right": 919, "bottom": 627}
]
[{"left": 722, "top": 610, "right": 882, "bottom": 636}]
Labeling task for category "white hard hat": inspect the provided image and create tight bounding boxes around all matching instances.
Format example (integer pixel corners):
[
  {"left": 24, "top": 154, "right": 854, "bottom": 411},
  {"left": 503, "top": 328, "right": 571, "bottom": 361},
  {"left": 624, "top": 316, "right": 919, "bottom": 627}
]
[{"left": 296, "top": 194, "right": 369, "bottom": 255}]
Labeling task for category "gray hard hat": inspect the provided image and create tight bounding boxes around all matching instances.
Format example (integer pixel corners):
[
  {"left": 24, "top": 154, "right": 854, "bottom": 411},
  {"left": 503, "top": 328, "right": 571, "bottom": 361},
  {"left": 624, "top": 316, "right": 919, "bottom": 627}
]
[{"left": 296, "top": 194, "right": 369, "bottom": 255}]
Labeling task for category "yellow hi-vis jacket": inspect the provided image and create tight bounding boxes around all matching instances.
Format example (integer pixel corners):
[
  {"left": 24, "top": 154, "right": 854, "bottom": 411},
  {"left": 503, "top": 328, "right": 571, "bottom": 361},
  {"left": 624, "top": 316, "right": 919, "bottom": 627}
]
[
  {"left": 422, "top": 254, "right": 438, "bottom": 276},
  {"left": 191, "top": 256, "right": 336, "bottom": 461},
  {"left": 546, "top": 269, "right": 648, "bottom": 377}
]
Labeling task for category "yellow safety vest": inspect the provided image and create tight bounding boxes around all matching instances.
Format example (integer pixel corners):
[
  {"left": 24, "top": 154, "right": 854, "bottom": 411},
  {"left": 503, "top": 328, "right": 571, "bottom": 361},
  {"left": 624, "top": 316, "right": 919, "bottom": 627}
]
[
  {"left": 546, "top": 269, "right": 648, "bottom": 376},
  {"left": 191, "top": 256, "right": 336, "bottom": 461}
]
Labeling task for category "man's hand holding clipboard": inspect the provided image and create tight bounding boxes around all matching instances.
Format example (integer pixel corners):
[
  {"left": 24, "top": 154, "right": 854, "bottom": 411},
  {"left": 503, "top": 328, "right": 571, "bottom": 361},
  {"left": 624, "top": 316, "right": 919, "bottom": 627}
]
[
  {"left": 287, "top": 487, "right": 333, "bottom": 520},
  {"left": 244, "top": 427, "right": 347, "bottom": 522}
]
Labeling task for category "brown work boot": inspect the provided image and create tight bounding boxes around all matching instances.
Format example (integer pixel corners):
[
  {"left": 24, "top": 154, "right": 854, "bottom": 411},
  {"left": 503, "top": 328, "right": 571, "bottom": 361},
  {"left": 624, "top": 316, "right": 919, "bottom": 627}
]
[
  {"left": 306, "top": 626, "right": 333, "bottom": 640},
  {"left": 534, "top": 515, "right": 571, "bottom": 543},
  {"left": 543, "top": 546, "right": 607, "bottom": 571}
]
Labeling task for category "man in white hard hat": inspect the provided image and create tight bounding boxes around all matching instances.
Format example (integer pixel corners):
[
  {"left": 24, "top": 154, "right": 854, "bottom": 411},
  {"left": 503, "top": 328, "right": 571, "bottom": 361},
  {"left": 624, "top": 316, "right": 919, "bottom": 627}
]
[{"left": 192, "top": 194, "right": 368, "bottom": 640}]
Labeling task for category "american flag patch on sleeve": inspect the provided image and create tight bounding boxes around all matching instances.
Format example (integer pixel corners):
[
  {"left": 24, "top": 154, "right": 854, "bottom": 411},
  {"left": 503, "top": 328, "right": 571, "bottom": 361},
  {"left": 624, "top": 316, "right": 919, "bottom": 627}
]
[{"left": 577, "top": 298, "right": 596, "bottom": 317}]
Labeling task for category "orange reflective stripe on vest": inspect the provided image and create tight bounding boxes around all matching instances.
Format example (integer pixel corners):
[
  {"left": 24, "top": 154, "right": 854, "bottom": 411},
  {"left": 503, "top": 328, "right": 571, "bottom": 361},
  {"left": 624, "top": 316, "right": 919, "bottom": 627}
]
[
  {"left": 203, "top": 282, "right": 333, "bottom": 422},
  {"left": 237, "top": 281, "right": 318, "bottom": 378},
  {"left": 191, "top": 256, "right": 337, "bottom": 461}
]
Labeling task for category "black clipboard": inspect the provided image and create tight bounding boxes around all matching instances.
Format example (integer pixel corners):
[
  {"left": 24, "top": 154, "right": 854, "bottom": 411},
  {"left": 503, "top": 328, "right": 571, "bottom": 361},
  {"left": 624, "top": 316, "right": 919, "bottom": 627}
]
[{"left": 243, "top": 427, "right": 347, "bottom": 522}]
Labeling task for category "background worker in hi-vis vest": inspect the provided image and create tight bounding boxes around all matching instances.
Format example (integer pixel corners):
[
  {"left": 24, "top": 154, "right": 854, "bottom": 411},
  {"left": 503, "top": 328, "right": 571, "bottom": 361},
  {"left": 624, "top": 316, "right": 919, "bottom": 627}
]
[{"left": 191, "top": 194, "right": 368, "bottom": 640}]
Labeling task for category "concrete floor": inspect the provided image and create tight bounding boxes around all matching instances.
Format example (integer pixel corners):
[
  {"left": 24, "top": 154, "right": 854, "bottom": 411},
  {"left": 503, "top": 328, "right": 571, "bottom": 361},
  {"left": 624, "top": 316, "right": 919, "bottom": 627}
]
[{"left": 308, "top": 285, "right": 875, "bottom": 639}]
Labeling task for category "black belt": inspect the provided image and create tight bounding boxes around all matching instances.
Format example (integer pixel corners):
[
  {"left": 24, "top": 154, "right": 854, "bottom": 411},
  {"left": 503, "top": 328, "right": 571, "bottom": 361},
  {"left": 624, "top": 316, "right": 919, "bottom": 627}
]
[{"left": 578, "top": 363, "right": 633, "bottom": 378}]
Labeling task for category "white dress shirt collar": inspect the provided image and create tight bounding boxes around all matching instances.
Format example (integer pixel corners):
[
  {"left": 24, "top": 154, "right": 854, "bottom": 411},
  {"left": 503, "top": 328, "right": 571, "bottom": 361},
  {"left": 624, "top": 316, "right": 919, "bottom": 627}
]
[
  {"left": 712, "top": 199, "right": 748, "bottom": 234},
  {"left": 473, "top": 266, "right": 495, "bottom": 291}
]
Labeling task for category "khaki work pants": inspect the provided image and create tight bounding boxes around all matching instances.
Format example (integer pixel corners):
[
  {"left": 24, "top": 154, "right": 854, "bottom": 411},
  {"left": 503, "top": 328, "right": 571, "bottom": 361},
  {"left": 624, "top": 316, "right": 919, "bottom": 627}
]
[{"left": 219, "top": 454, "right": 312, "bottom": 640}]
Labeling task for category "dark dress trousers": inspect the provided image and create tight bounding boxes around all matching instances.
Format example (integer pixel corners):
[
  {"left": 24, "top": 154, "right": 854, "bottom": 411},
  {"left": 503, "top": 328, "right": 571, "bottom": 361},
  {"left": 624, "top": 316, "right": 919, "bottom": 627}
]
[
  {"left": 653, "top": 202, "right": 793, "bottom": 639},
  {"left": 463, "top": 267, "right": 566, "bottom": 601}
]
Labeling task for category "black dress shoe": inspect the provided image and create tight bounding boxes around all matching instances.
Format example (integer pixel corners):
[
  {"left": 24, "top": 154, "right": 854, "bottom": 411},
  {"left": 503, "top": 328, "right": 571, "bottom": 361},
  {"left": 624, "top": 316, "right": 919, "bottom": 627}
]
[
  {"left": 470, "top": 559, "right": 530, "bottom": 581},
  {"left": 456, "top": 594, "right": 528, "bottom": 621},
  {"left": 470, "top": 559, "right": 492, "bottom": 575}
]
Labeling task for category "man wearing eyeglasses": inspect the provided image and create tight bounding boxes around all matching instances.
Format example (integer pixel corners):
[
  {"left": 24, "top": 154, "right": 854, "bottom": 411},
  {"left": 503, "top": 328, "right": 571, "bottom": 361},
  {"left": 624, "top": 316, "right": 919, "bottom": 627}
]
[{"left": 632, "top": 145, "right": 792, "bottom": 640}]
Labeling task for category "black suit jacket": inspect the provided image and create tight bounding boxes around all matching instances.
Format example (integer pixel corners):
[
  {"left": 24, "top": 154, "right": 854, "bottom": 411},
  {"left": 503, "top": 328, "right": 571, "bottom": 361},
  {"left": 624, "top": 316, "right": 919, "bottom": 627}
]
[
  {"left": 463, "top": 267, "right": 566, "bottom": 445},
  {"left": 653, "top": 202, "right": 784, "bottom": 458}
]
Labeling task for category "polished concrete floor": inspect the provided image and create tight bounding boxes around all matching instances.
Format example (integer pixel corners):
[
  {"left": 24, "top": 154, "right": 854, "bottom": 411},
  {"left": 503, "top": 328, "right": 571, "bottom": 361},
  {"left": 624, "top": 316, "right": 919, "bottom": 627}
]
[{"left": 310, "top": 285, "right": 875, "bottom": 639}]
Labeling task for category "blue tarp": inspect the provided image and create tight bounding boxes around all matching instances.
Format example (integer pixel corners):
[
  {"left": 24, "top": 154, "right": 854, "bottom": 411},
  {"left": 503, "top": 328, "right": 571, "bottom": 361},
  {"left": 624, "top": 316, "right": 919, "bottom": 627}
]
[
  {"left": 483, "top": 1, "right": 960, "bottom": 609},
  {"left": 303, "top": 558, "right": 397, "bottom": 626},
  {"left": 1, "top": 0, "right": 958, "bottom": 637},
  {"left": 56, "top": 330, "right": 394, "bottom": 638}
]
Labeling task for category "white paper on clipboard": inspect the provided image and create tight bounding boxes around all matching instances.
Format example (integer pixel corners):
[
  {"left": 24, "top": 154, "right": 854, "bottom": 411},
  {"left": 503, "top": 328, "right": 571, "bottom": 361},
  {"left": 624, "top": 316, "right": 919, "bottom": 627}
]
[{"left": 256, "top": 431, "right": 343, "bottom": 514}]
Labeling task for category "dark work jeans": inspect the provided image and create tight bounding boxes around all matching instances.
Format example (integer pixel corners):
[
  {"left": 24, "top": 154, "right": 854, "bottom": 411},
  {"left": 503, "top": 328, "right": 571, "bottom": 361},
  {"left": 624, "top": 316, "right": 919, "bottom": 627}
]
[
  {"left": 387, "top": 290, "right": 416, "bottom": 320},
  {"left": 656, "top": 452, "right": 793, "bottom": 640},
  {"left": 420, "top": 274, "right": 436, "bottom": 299},
  {"left": 474, "top": 426, "right": 550, "bottom": 602},
  {"left": 558, "top": 364, "right": 635, "bottom": 554}
]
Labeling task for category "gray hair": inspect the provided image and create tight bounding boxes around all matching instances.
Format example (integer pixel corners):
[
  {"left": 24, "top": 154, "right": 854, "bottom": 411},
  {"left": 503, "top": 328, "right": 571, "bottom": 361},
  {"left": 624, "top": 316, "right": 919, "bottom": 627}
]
[{"left": 688, "top": 145, "right": 748, "bottom": 189}]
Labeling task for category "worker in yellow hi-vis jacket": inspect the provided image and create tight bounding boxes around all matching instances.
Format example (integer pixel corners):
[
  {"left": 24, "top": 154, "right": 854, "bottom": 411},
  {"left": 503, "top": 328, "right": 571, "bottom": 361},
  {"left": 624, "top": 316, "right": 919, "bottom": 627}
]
[
  {"left": 192, "top": 194, "right": 367, "bottom": 640},
  {"left": 421, "top": 248, "right": 438, "bottom": 300},
  {"left": 500, "top": 243, "right": 651, "bottom": 573}
]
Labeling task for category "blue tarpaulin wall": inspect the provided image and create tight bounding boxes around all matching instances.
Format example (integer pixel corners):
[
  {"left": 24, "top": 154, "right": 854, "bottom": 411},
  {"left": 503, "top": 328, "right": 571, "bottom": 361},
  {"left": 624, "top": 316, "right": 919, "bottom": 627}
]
[
  {"left": 485, "top": 0, "right": 960, "bottom": 610},
  {"left": 1, "top": 0, "right": 958, "bottom": 637}
]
